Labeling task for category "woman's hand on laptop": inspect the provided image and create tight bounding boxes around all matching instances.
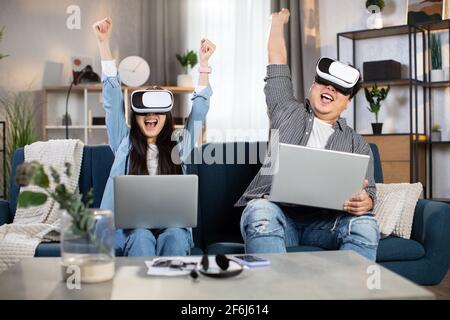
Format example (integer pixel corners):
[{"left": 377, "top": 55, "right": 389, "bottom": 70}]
[{"left": 343, "top": 180, "right": 373, "bottom": 216}]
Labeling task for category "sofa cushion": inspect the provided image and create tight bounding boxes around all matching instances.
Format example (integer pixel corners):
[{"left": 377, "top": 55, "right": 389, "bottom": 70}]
[
  {"left": 205, "top": 237, "right": 425, "bottom": 263},
  {"left": 8, "top": 146, "right": 112, "bottom": 219},
  {"left": 376, "top": 236, "right": 425, "bottom": 262},
  {"left": 34, "top": 242, "right": 60, "bottom": 257},
  {"left": 374, "top": 183, "right": 423, "bottom": 239},
  {"left": 90, "top": 145, "right": 115, "bottom": 207}
]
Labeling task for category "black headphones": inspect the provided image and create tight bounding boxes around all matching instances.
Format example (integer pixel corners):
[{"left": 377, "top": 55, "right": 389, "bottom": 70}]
[{"left": 190, "top": 254, "right": 244, "bottom": 279}]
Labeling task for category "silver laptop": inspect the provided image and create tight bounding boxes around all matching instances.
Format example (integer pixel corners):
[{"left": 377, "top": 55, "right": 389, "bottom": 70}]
[
  {"left": 269, "top": 143, "right": 370, "bottom": 211},
  {"left": 114, "top": 175, "right": 198, "bottom": 229}
]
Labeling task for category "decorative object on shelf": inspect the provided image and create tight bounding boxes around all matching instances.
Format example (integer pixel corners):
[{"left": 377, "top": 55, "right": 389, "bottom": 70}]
[
  {"left": 16, "top": 161, "right": 115, "bottom": 283},
  {"left": 365, "top": 83, "right": 390, "bottom": 135},
  {"left": 62, "top": 113, "right": 72, "bottom": 126},
  {"left": 92, "top": 117, "right": 106, "bottom": 126},
  {"left": 363, "top": 60, "right": 402, "bottom": 82},
  {"left": 71, "top": 57, "right": 99, "bottom": 85},
  {"left": 118, "top": 56, "right": 150, "bottom": 87},
  {"left": 407, "top": 0, "right": 446, "bottom": 25},
  {"left": 0, "top": 26, "right": 9, "bottom": 60},
  {"left": 366, "top": 0, "right": 385, "bottom": 29},
  {"left": 430, "top": 33, "right": 445, "bottom": 82},
  {"left": 176, "top": 50, "right": 198, "bottom": 87},
  {"left": 0, "top": 91, "right": 38, "bottom": 199},
  {"left": 431, "top": 124, "right": 442, "bottom": 141},
  {"left": 65, "top": 65, "right": 101, "bottom": 139},
  {"left": 43, "top": 61, "right": 63, "bottom": 86}
]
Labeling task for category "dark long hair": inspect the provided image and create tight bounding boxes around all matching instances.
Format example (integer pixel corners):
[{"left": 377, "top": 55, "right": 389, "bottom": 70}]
[{"left": 129, "top": 111, "right": 181, "bottom": 175}]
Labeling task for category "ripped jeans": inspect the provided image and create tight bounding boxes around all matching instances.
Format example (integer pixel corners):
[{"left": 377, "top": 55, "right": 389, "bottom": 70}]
[{"left": 240, "top": 199, "right": 380, "bottom": 261}]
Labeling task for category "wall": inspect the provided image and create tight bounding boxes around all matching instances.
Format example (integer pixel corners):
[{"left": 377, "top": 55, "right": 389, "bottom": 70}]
[
  {"left": 0, "top": 0, "right": 142, "bottom": 92},
  {"left": 318, "top": 0, "right": 450, "bottom": 198}
]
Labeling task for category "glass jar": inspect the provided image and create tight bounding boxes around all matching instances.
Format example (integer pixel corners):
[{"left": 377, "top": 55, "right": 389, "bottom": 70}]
[{"left": 60, "top": 209, "right": 115, "bottom": 283}]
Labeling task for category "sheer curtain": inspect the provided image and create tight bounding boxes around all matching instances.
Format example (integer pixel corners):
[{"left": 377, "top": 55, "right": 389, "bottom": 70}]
[{"left": 185, "top": 0, "right": 271, "bottom": 142}]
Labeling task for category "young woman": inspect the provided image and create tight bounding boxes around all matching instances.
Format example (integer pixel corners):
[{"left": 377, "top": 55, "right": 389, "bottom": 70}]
[{"left": 93, "top": 17, "right": 215, "bottom": 256}]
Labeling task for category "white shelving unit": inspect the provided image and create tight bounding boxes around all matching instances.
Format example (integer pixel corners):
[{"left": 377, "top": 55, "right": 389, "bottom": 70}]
[{"left": 43, "top": 85, "right": 195, "bottom": 145}]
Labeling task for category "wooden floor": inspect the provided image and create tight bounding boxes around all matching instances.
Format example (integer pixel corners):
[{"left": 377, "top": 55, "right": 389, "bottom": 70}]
[{"left": 424, "top": 269, "right": 450, "bottom": 300}]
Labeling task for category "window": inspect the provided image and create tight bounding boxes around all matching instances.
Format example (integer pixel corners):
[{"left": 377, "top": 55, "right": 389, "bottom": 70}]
[{"left": 185, "top": 0, "right": 271, "bottom": 142}]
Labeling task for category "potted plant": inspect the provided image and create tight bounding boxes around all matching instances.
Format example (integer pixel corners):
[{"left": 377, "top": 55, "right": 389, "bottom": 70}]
[
  {"left": 365, "top": 84, "right": 390, "bottom": 135},
  {"left": 430, "top": 34, "right": 444, "bottom": 82},
  {"left": 15, "top": 161, "right": 115, "bottom": 283},
  {"left": 366, "top": 0, "right": 385, "bottom": 29},
  {"left": 431, "top": 124, "right": 442, "bottom": 142},
  {"left": 0, "top": 91, "right": 38, "bottom": 199},
  {"left": 0, "top": 26, "right": 9, "bottom": 60},
  {"left": 176, "top": 50, "right": 198, "bottom": 87}
]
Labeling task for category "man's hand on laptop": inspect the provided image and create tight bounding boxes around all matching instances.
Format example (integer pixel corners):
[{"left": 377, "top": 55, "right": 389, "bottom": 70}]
[{"left": 343, "top": 180, "right": 373, "bottom": 216}]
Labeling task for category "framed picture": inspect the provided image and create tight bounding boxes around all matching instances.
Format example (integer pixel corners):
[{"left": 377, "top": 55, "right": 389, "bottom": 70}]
[{"left": 407, "top": 0, "right": 447, "bottom": 25}]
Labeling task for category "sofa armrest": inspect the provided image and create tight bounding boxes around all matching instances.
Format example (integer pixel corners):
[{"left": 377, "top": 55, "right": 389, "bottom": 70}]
[
  {"left": 0, "top": 200, "right": 11, "bottom": 226},
  {"left": 411, "top": 199, "right": 450, "bottom": 274}
]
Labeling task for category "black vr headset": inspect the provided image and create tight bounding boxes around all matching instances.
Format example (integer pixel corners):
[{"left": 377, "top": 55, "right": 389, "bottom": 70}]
[
  {"left": 315, "top": 57, "right": 361, "bottom": 96},
  {"left": 131, "top": 88, "right": 174, "bottom": 115}
]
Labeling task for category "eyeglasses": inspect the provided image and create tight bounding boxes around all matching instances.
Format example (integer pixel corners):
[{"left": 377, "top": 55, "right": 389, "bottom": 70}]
[
  {"left": 152, "top": 258, "right": 197, "bottom": 269},
  {"left": 152, "top": 255, "right": 244, "bottom": 279}
]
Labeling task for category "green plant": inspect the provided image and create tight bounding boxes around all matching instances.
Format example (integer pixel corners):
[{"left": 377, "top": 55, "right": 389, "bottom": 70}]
[
  {"left": 431, "top": 124, "right": 442, "bottom": 132},
  {"left": 366, "top": 0, "right": 385, "bottom": 12},
  {"left": 0, "top": 26, "right": 9, "bottom": 60},
  {"left": 176, "top": 50, "right": 198, "bottom": 73},
  {"left": 431, "top": 34, "right": 442, "bottom": 70},
  {"left": 15, "top": 161, "right": 109, "bottom": 253},
  {"left": 1, "top": 91, "right": 38, "bottom": 198},
  {"left": 364, "top": 84, "right": 390, "bottom": 123}
]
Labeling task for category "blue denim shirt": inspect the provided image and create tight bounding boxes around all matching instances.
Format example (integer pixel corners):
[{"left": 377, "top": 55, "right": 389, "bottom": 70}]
[{"left": 99, "top": 73, "right": 212, "bottom": 212}]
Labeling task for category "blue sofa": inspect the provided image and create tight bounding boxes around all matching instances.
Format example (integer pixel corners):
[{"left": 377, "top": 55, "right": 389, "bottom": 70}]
[{"left": 1, "top": 143, "right": 449, "bottom": 285}]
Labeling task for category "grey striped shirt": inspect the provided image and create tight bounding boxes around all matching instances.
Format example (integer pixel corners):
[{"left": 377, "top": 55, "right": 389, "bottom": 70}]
[{"left": 235, "top": 64, "right": 377, "bottom": 208}]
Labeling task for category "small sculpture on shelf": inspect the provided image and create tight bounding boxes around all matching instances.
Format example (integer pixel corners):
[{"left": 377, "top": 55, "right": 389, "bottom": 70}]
[
  {"left": 366, "top": 0, "right": 385, "bottom": 29},
  {"left": 431, "top": 124, "right": 442, "bottom": 142},
  {"left": 62, "top": 113, "right": 72, "bottom": 126},
  {"left": 365, "top": 83, "right": 390, "bottom": 135}
]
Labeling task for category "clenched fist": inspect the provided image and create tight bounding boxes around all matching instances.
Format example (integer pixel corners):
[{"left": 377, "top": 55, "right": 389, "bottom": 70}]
[
  {"left": 270, "top": 8, "right": 290, "bottom": 25},
  {"left": 199, "top": 38, "right": 216, "bottom": 66},
  {"left": 93, "top": 17, "right": 112, "bottom": 43}
]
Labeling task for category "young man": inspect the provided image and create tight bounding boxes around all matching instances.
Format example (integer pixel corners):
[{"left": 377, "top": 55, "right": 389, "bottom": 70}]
[{"left": 236, "top": 9, "right": 380, "bottom": 261}]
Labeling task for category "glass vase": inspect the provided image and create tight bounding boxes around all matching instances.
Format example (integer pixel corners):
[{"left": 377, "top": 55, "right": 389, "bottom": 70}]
[{"left": 60, "top": 209, "right": 115, "bottom": 283}]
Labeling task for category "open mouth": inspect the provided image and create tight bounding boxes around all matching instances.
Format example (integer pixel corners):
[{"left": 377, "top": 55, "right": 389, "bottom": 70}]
[
  {"left": 320, "top": 93, "right": 335, "bottom": 104},
  {"left": 144, "top": 118, "right": 158, "bottom": 129}
]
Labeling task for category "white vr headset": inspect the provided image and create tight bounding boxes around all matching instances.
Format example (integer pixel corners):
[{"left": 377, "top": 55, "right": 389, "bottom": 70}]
[
  {"left": 315, "top": 57, "right": 360, "bottom": 96},
  {"left": 131, "top": 89, "right": 174, "bottom": 114}
]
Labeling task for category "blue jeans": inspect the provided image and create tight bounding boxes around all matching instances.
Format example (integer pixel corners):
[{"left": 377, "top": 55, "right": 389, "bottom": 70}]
[
  {"left": 115, "top": 228, "right": 193, "bottom": 257},
  {"left": 240, "top": 199, "right": 380, "bottom": 261}
]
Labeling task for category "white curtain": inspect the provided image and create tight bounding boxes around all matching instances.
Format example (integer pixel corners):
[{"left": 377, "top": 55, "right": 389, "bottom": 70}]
[{"left": 185, "top": 0, "right": 271, "bottom": 142}]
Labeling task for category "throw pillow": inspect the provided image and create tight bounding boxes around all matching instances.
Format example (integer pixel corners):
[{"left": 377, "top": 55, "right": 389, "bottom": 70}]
[{"left": 373, "top": 183, "right": 423, "bottom": 239}]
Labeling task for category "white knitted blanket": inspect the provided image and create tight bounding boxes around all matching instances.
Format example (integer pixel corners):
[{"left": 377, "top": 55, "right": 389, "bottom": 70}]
[{"left": 0, "top": 139, "right": 84, "bottom": 273}]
